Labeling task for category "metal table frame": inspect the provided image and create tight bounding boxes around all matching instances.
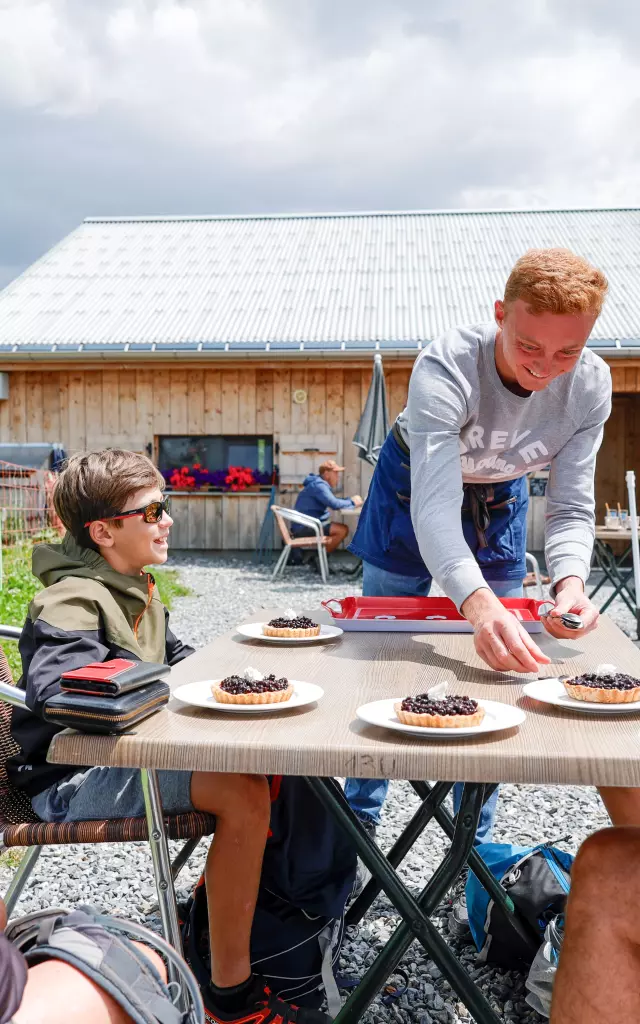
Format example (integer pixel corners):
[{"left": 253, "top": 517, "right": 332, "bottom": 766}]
[
  {"left": 140, "top": 768, "right": 537, "bottom": 1024},
  {"left": 589, "top": 538, "right": 637, "bottom": 626}
]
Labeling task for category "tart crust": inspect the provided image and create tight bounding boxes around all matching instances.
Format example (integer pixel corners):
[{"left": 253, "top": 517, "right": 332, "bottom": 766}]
[
  {"left": 262, "top": 624, "right": 321, "bottom": 638},
  {"left": 212, "top": 683, "right": 294, "bottom": 705},
  {"left": 562, "top": 679, "right": 640, "bottom": 704},
  {"left": 394, "top": 702, "right": 485, "bottom": 728}
]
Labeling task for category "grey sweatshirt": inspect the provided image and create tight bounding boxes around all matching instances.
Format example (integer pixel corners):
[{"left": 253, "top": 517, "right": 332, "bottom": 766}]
[{"left": 396, "top": 323, "right": 612, "bottom": 609}]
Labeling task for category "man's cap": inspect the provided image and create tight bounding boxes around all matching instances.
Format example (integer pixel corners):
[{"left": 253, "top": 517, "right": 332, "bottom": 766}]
[{"left": 319, "top": 459, "right": 345, "bottom": 473}]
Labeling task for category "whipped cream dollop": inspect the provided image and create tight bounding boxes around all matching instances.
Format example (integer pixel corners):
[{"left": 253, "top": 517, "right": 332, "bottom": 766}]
[
  {"left": 595, "top": 663, "right": 618, "bottom": 677},
  {"left": 281, "top": 608, "right": 298, "bottom": 620},
  {"left": 426, "top": 681, "right": 449, "bottom": 700},
  {"left": 242, "top": 666, "right": 265, "bottom": 683}
]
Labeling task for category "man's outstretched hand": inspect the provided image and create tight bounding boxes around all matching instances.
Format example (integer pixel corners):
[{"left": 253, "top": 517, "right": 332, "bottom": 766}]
[
  {"left": 541, "top": 576, "right": 599, "bottom": 639},
  {"left": 462, "top": 587, "right": 551, "bottom": 674}
]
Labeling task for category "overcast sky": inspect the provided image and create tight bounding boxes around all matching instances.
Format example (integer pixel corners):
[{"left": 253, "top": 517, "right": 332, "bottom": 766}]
[{"left": 1, "top": 0, "right": 640, "bottom": 288}]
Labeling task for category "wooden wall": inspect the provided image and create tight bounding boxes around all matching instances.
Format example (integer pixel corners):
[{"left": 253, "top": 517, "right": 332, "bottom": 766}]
[
  {"left": 2, "top": 358, "right": 638, "bottom": 549},
  {"left": 0, "top": 363, "right": 412, "bottom": 548}
]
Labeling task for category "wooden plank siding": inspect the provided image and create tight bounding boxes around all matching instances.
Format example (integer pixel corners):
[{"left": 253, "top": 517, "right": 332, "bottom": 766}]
[{"left": 0, "top": 357, "right": 635, "bottom": 548}]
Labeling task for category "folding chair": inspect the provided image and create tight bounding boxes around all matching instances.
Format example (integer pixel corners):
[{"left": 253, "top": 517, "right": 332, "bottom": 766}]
[
  {"left": 270, "top": 505, "right": 330, "bottom": 583},
  {"left": 0, "top": 626, "right": 214, "bottom": 953}
]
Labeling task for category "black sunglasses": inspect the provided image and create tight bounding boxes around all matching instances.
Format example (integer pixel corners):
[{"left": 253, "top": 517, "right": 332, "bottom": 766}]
[{"left": 85, "top": 498, "right": 171, "bottom": 528}]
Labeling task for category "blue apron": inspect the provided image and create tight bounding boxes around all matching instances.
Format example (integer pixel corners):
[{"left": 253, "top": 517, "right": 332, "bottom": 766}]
[{"left": 349, "top": 426, "right": 528, "bottom": 583}]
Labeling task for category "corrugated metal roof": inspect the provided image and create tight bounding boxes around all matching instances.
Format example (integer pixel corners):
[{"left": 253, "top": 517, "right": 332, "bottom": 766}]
[{"left": 1, "top": 208, "right": 639, "bottom": 353}]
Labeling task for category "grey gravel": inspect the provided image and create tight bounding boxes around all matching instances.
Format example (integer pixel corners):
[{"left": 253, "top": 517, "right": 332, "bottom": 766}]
[{"left": 0, "top": 552, "right": 631, "bottom": 1023}]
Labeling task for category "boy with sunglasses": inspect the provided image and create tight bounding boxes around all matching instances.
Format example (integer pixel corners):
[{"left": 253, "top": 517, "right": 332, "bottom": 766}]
[{"left": 7, "top": 449, "right": 330, "bottom": 1024}]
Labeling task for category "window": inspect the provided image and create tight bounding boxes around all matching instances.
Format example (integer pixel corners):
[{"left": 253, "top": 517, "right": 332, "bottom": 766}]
[{"left": 157, "top": 435, "right": 274, "bottom": 490}]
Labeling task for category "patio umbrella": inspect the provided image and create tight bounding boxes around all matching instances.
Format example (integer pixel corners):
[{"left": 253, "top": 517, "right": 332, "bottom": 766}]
[{"left": 353, "top": 354, "right": 390, "bottom": 466}]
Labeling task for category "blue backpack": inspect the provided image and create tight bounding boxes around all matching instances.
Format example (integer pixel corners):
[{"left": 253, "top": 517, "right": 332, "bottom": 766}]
[{"left": 466, "top": 840, "right": 573, "bottom": 968}]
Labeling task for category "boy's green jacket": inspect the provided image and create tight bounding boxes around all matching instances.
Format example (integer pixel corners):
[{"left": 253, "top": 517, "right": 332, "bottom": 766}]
[{"left": 8, "top": 534, "right": 193, "bottom": 798}]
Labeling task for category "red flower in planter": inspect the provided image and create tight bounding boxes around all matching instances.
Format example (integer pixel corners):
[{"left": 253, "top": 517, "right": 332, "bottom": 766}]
[
  {"left": 225, "top": 465, "right": 255, "bottom": 492},
  {"left": 169, "top": 466, "right": 196, "bottom": 490}
]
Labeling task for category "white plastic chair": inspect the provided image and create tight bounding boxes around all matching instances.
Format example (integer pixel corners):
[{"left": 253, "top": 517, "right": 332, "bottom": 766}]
[
  {"left": 271, "top": 505, "right": 330, "bottom": 583},
  {"left": 525, "top": 552, "right": 544, "bottom": 598}
]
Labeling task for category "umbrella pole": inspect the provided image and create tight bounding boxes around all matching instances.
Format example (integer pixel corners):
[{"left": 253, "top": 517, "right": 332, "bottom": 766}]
[{"left": 625, "top": 470, "right": 640, "bottom": 638}]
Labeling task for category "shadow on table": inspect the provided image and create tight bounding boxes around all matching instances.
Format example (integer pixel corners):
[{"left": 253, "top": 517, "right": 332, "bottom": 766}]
[{"left": 312, "top": 632, "right": 585, "bottom": 686}]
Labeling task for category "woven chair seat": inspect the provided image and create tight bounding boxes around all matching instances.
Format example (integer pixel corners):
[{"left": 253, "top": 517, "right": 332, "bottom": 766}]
[{"left": 0, "top": 811, "right": 216, "bottom": 848}]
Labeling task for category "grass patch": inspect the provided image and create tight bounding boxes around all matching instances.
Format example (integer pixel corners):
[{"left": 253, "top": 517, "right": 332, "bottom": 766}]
[
  {"left": 152, "top": 567, "right": 191, "bottom": 609},
  {"left": 0, "top": 545, "right": 190, "bottom": 680},
  {"left": 0, "top": 847, "right": 25, "bottom": 870}
]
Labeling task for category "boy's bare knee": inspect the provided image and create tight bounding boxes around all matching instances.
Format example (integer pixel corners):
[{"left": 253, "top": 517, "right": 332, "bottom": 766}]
[{"left": 190, "top": 771, "right": 270, "bottom": 823}]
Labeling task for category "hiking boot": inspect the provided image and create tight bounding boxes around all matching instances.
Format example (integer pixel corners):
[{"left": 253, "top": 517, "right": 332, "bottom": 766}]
[
  {"left": 204, "top": 976, "right": 332, "bottom": 1024},
  {"left": 448, "top": 888, "right": 471, "bottom": 938},
  {"left": 350, "top": 818, "right": 378, "bottom": 900}
]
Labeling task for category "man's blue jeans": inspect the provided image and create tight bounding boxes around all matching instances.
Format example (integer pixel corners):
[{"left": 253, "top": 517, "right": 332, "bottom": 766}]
[{"left": 344, "top": 562, "right": 524, "bottom": 840}]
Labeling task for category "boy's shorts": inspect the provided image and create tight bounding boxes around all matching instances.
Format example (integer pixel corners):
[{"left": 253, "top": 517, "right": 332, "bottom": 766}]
[{"left": 31, "top": 767, "right": 194, "bottom": 823}]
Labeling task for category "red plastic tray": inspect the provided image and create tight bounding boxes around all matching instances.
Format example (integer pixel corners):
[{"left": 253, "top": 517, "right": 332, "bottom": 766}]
[{"left": 321, "top": 596, "right": 545, "bottom": 633}]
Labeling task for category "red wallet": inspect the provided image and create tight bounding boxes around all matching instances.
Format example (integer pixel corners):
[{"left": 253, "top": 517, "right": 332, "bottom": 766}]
[{"left": 61, "top": 659, "right": 170, "bottom": 696}]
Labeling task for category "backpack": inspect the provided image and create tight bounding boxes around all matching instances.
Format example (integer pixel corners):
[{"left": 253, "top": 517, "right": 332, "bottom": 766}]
[
  {"left": 466, "top": 840, "right": 573, "bottom": 968},
  {"left": 181, "top": 776, "right": 357, "bottom": 1014}
]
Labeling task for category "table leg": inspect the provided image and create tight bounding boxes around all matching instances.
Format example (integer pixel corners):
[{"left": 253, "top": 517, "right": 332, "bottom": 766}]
[
  {"left": 140, "top": 768, "right": 184, "bottom": 954},
  {"left": 306, "top": 777, "right": 500, "bottom": 1024},
  {"left": 411, "top": 782, "right": 539, "bottom": 955},
  {"left": 346, "top": 781, "right": 453, "bottom": 929}
]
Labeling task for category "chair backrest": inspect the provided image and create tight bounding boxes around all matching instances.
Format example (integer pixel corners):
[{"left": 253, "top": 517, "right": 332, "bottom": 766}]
[
  {"left": 0, "top": 639, "right": 40, "bottom": 826},
  {"left": 271, "top": 505, "right": 322, "bottom": 546}
]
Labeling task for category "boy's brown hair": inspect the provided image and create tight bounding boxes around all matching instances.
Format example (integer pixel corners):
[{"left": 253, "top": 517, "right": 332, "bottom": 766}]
[
  {"left": 504, "top": 248, "right": 608, "bottom": 317},
  {"left": 54, "top": 449, "right": 165, "bottom": 550}
]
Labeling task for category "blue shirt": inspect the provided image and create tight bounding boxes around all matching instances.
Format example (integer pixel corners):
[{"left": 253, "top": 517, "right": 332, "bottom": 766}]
[{"left": 294, "top": 474, "right": 355, "bottom": 524}]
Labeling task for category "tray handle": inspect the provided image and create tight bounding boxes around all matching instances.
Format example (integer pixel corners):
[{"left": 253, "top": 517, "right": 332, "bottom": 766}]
[{"left": 321, "top": 598, "right": 344, "bottom": 617}]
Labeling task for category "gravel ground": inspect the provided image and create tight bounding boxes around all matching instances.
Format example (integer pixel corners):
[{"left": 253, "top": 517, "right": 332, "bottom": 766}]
[{"left": 1, "top": 551, "right": 629, "bottom": 1023}]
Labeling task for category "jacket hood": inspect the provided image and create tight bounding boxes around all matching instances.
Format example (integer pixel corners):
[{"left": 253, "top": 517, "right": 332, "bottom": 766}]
[
  {"left": 32, "top": 533, "right": 150, "bottom": 603},
  {"left": 303, "top": 473, "right": 322, "bottom": 487}
]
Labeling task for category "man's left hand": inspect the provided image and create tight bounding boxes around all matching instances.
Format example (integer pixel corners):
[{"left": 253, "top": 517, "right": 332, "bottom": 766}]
[{"left": 542, "top": 576, "right": 599, "bottom": 639}]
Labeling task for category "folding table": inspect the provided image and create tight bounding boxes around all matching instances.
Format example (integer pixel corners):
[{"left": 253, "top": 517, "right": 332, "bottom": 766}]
[{"left": 48, "top": 611, "right": 640, "bottom": 1023}]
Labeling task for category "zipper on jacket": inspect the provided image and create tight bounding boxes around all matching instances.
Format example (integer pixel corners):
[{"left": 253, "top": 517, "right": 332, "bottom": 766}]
[{"left": 133, "top": 574, "right": 155, "bottom": 638}]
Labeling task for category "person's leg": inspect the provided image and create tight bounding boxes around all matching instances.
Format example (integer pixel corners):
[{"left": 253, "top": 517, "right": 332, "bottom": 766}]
[
  {"left": 325, "top": 522, "right": 349, "bottom": 553},
  {"left": 190, "top": 771, "right": 270, "bottom": 988},
  {"left": 598, "top": 787, "right": 640, "bottom": 826},
  {"left": 14, "top": 943, "right": 166, "bottom": 1024},
  {"left": 550, "top": 827, "right": 640, "bottom": 1024}
]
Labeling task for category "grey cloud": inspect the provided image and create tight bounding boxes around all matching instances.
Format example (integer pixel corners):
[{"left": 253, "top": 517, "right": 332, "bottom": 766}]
[{"left": 1, "top": 0, "right": 639, "bottom": 288}]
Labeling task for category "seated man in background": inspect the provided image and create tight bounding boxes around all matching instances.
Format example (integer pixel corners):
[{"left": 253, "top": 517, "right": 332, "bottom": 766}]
[
  {"left": 293, "top": 460, "right": 362, "bottom": 555},
  {"left": 550, "top": 826, "right": 640, "bottom": 1023}
]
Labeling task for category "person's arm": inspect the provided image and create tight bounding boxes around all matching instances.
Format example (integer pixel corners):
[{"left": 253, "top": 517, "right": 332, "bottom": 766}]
[
  {"left": 407, "top": 359, "right": 488, "bottom": 609},
  {"left": 316, "top": 478, "right": 356, "bottom": 511},
  {"left": 164, "top": 609, "right": 195, "bottom": 666},
  {"left": 542, "top": 382, "right": 612, "bottom": 637},
  {"left": 21, "top": 617, "right": 110, "bottom": 718},
  {"left": 408, "top": 356, "right": 548, "bottom": 673}
]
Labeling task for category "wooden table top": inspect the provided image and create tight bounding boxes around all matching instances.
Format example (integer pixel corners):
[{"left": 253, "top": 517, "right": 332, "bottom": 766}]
[
  {"left": 49, "top": 610, "right": 640, "bottom": 787},
  {"left": 595, "top": 526, "right": 635, "bottom": 541}
]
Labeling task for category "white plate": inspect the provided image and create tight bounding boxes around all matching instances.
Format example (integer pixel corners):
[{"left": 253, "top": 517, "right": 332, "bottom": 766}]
[
  {"left": 173, "top": 679, "right": 324, "bottom": 713},
  {"left": 236, "top": 622, "right": 343, "bottom": 643},
  {"left": 523, "top": 677, "right": 640, "bottom": 714},
  {"left": 356, "top": 697, "right": 525, "bottom": 737}
]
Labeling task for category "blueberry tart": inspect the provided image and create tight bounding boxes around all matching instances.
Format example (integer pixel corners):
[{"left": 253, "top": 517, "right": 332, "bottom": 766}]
[
  {"left": 394, "top": 693, "right": 485, "bottom": 728},
  {"left": 562, "top": 665, "right": 640, "bottom": 704},
  {"left": 262, "top": 608, "right": 320, "bottom": 639},
  {"left": 212, "top": 667, "right": 294, "bottom": 705}
]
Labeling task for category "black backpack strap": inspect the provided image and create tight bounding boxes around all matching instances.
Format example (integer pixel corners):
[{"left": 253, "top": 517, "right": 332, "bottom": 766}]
[{"left": 6, "top": 907, "right": 201, "bottom": 1024}]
